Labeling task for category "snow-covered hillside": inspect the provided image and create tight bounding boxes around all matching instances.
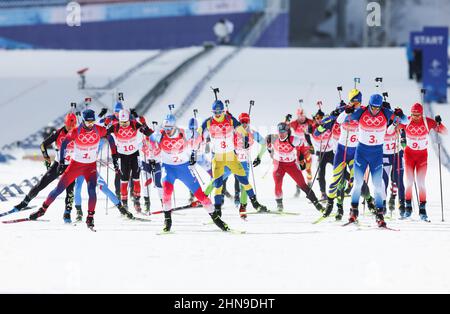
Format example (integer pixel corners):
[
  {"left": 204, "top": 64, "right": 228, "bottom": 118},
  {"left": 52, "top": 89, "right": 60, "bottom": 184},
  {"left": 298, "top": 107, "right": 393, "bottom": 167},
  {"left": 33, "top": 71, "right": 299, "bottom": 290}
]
[{"left": 0, "top": 47, "right": 449, "bottom": 293}]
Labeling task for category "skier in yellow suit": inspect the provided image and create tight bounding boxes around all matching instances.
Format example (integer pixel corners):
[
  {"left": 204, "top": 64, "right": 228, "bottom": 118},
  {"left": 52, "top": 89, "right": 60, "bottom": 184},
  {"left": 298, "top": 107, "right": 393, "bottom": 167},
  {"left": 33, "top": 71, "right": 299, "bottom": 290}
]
[{"left": 199, "top": 100, "right": 268, "bottom": 215}]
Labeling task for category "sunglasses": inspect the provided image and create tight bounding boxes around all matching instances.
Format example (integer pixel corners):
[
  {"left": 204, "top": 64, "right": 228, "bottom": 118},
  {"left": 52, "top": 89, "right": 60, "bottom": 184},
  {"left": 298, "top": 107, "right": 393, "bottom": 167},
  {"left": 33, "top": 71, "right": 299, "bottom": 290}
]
[
  {"left": 84, "top": 120, "right": 95, "bottom": 126},
  {"left": 119, "top": 121, "right": 130, "bottom": 126},
  {"left": 213, "top": 110, "right": 224, "bottom": 115}
]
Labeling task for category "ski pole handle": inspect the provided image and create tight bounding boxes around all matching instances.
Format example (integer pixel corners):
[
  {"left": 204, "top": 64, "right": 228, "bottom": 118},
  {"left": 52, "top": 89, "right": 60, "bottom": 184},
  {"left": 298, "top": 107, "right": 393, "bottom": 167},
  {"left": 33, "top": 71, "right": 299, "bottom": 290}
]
[{"left": 249, "top": 100, "right": 255, "bottom": 115}]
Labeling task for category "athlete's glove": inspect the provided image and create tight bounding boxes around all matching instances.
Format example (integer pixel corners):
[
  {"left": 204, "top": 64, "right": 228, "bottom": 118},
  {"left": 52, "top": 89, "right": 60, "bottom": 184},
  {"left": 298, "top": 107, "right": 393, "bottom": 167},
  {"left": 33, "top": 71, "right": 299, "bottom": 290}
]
[
  {"left": 130, "top": 108, "right": 139, "bottom": 119},
  {"left": 435, "top": 115, "right": 442, "bottom": 125},
  {"left": 298, "top": 153, "right": 306, "bottom": 170},
  {"left": 394, "top": 108, "right": 404, "bottom": 117},
  {"left": 400, "top": 137, "right": 407, "bottom": 149},
  {"left": 104, "top": 117, "right": 111, "bottom": 126},
  {"left": 244, "top": 137, "right": 250, "bottom": 149},
  {"left": 189, "top": 151, "right": 197, "bottom": 166},
  {"left": 139, "top": 116, "right": 147, "bottom": 125},
  {"left": 382, "top": 101, "right": 391, "bottom": 110},
  {"left": 44, "top": 157, "right": 51, "bottom": 170},
  {"left": 331, "top": 108, "right": 341, "bottom": 117},
  {"left": 57, "top": 163, "right": 67, "bottom": 176},
  {"left": 98, "top": 108, "right": 108, "bottom": 118},
  {"left": 112, "top": 154, "right": 120, "bottom": 174},
  {"left": 345, "top": 105, "right": 355, "bottom": 114},
  {"left": 253, "top": 157, "right": 261, "bottom": 168},
  {"left": 149, "top": 159, "right": 156, "bottom": 171}
]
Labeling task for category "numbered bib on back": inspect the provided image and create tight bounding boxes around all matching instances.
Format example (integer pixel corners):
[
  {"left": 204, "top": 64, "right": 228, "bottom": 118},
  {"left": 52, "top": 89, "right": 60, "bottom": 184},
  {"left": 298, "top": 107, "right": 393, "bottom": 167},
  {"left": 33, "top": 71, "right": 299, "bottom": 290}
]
[
  {"left": 405, "top": 123, "right": 429, "bottom": 150},
  {"left": 73, "top": 127, "right": 102, "bottom": 163},
  {"left": 209, "top": 118, "right": 235, "bottom": 154},
  {"left": 358, "top": 110, "right": 387, "bottom": 146},
  {"left": 273, "top": 137, "right": 297, "bottom": 163},
  {"left": 114, "top": 125, "right": 140, "bottom": 155},
  {"left": 159, "top": 130, "right": 189, "bottom": 165}
]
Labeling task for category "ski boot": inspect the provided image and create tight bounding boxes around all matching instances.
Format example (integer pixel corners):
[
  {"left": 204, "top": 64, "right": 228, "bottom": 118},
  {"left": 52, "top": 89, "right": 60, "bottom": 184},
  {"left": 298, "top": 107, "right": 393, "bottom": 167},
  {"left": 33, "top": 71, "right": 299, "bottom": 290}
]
[
  {"left": 376, "top": 208, "right": 387, "bottom": 228},
  {"left": 210, "top": 211, "right": 230, "bottom": 231},
  {"left": 163, "top": 211, "right": 172, "bottom": 232},
  {"left": 75, "top": 205, "right": 83, "bottom": 222},
  {"left": 388, "top": 195, "right": 396, "bottom": 212},
  {"left": 366, "top": 196, "right": 376, "bottom": 215},
  {"left": 320, "top": 192, "right": 327, "bottom": 202},
  {"left": 214, "top": 204, "right": 222, "bottom": 218},
  {"left": 399, "top": 203, "right": 406, "bottom": 218},
  {"left": 188, "top": 191, "right": 195, "bottom": 204},
  {"left": 14, "top": 195, "right": 31, "bottom": 211},
  {"left": 118, "top": 203, "right": 134, "bottom": 219},
  {"left": 312, "top": 199, "right": 324, "bottom": 213},
  {"left": 144, "top": 197, "right": 151, "bottom": 215},
  {"left": 419, "top": 202, "right": 430, "bottom": 222},
  {"left": 133, "top": 196, "right": 142, "bottom": 214},
  {"left": 348, "top": 205, "right": 359, "bottom": 223},
  {"left": 335, "top": 203, "right": 344, "bottom": 221},
  {"left": 294, "top": 186, "right": 301, "bottom": 198},
  {"left": 250, "top": 196, "right": 268, "bottom": 213},
  {"left": 86, "top": 213, "right": 94, "bottom": 228},
  {"left": 276, "top": 198, "right": 284, "bottom": 212},
  {"left": 403, "top": 201, "right": 412, "bottom": 218},
  {"left": 29, "top": 207, "right": 46, "bottom": 220},
  {"left": 234, "top": 193, "right": 240, "bottom": 208},
  {"left": 239, "top": 203, "right": 247, "bottom": 219},
  {"left": 63, "top": 210, "right": 72, "bottom": 224},
  {"left": 323, "top": 197, "right": 334, "bottom": 217},
  {"left": 122, "top": 199, "right": 129, "bottom": 211}
]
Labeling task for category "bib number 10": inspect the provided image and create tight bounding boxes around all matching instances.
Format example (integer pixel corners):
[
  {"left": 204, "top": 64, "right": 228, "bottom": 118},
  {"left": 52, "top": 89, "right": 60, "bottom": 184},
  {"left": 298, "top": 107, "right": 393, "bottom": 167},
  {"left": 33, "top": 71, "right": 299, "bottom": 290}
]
[{"left": 123, "top": 145, "right": 135, "bottom": 152}]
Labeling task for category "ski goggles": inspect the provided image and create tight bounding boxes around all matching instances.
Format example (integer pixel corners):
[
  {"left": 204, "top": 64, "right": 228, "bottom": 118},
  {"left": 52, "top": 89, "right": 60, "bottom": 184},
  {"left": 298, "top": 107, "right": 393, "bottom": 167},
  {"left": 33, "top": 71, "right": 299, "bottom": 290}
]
[
  {"left": 84, "top": 120, "right": 95, "bottom": 127},
  {"left": 163, "top": 125, "right": 175, "bottom": 132},
  {"left": 119, "top": 121, "right": 130, "bottom": 127},
  {"left": 212, "top": 109, "right": 224, "bottom": 115}
]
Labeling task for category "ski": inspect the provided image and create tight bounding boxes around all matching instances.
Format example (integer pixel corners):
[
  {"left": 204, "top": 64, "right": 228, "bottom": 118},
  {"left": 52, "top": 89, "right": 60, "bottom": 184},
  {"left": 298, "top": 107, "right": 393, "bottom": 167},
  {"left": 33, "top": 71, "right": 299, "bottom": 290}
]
[
  {"left": 156, "top": 230, "right": 175, "bottom": 235},
  {"left": 0, "top": 206, "right": 36, "bottom": 218},
  {"left": 2, "top": 218, "right": 49, "bottom": 224},
  {"left": 131, "top": 216, "right": 152, "bottom": 222},
  {"left": 150, "top": 202, "right": 202, "bottom": 215},
  {"left": 312, "top": 213, "right": 337, "bottom": 224},
  {"left": 228, "top": 229, "right": 246, "bottom": 234},
  {"left": 246, "top": 210, "right": 299, "bottom": 216},
  {"left": 88, "top": 226, "right": 97, "bottom": 232}
]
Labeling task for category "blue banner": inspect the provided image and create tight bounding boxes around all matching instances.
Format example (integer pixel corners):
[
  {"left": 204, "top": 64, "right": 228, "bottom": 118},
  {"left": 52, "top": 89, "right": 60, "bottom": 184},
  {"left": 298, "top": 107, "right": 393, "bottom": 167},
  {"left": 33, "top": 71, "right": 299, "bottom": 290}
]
[{"left": 411, "top": 27, "right": 448, "bottom": 103}]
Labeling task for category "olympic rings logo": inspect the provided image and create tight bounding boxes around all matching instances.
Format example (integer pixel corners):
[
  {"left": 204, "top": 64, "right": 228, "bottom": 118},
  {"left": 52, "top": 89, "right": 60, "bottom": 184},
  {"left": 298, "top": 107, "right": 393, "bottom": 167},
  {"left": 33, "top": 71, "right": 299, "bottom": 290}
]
[
  {"left": 408, "top": 125, "right": 426, "bottom": 135},
  {"left": 362, "top": 115, "right": 385, "bottom": 127},
  {"left": 162, "top": 138, "right": 184, "bottom": 150},
  {"left": 78, "top": 132, "right": 99, "bottom": 144},
  {"left": 275, "top": 141, "right": 293, "bottom": 153},
  {"left": 118, "top": 128, "right": 135, "bottom": 138}
]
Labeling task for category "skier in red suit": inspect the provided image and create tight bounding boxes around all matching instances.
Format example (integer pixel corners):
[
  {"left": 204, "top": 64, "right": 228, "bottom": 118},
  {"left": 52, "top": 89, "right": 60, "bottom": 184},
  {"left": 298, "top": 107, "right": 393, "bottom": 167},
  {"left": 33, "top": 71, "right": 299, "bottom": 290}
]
[{"left": 398, "top": 103, "right": 447, "bottom": 220}]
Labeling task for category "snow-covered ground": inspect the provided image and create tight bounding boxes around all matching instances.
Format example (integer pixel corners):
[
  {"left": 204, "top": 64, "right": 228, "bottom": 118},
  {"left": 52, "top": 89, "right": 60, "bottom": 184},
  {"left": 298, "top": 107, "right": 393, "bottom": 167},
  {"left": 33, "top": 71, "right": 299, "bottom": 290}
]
[{"left": 1, "top": 47, "right": 449, "bottom": 293}]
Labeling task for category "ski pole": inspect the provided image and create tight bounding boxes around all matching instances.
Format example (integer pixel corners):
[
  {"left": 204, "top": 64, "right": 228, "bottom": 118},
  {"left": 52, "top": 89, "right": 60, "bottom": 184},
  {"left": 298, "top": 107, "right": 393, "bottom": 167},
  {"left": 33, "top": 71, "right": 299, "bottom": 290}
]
[
  {"left": 211, "top": 87, "right": 220, "bottom": 101},
  {"left": 414, "top": 180, "right": 420, "bottom": 211},
  {"left": 438, "top": 142, "right": 444, "bottom": 222},
  {"left": 105, "top": 146, "right": 109, "bottom": 216},
  {"left": 354, "top": 77, "right": 360, "bottom": 89}
]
